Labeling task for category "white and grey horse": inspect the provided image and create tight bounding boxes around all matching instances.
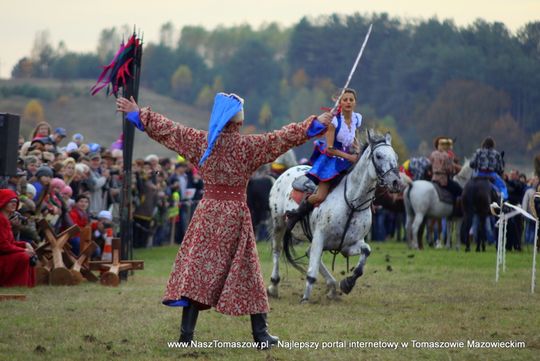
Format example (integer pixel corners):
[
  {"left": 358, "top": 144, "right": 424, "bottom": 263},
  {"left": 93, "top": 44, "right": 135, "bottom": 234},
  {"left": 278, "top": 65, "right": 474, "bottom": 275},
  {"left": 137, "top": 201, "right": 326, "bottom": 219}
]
[
  {"left": 267, "top": 130, "right": 402, "bottom": 302},
  {"left": 404, "top": 161, "right": 473, "bottom": 250}
]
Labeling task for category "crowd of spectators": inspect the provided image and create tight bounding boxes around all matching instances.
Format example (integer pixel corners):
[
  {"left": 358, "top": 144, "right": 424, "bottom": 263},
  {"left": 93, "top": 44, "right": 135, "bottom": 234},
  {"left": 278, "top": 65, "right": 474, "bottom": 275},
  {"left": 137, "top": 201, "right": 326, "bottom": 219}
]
[{"left": 0, "top": 120, "right": 204, "bottom": 266}]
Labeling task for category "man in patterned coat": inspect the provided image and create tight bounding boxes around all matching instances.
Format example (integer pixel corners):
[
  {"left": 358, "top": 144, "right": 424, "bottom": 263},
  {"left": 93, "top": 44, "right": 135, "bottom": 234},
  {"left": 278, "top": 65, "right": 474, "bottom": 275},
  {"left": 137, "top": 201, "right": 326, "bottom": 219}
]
[
  {"left": 429, "top": 137, "right": 462, "bottom": 199},
  {"left": 116, "top": 93, "right": 331, "bottom": 348}
]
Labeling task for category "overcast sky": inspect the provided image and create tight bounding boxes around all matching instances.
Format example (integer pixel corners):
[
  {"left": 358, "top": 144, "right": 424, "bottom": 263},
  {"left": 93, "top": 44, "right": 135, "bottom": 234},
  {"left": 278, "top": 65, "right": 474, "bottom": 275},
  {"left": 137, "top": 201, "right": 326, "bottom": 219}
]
[{"left": 1, "top": 0, "right": 538, "bottom": 78}]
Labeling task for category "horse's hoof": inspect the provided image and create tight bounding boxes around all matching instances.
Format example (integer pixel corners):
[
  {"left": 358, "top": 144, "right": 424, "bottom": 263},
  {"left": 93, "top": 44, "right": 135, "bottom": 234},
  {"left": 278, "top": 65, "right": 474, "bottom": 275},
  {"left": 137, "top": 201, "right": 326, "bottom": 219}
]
[
  {"left": 326, "top": 287, "right": 339, "bottom": 300},
  {"left": 300, "top": 298, "right": 309, "bottom": 305},
  {"left": 267, "top": 286, "right": 279, "bottom": 299},
  {"left": 340, "top": 278, "right": 354, "bottom": 295}
]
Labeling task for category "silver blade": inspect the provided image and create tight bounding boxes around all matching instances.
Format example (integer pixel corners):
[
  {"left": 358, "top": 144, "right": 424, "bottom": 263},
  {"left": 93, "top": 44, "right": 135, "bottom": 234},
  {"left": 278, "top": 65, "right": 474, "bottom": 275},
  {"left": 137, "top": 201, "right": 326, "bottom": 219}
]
[{"left": 333, "top": 24, "right": 373, "bottom": 111}]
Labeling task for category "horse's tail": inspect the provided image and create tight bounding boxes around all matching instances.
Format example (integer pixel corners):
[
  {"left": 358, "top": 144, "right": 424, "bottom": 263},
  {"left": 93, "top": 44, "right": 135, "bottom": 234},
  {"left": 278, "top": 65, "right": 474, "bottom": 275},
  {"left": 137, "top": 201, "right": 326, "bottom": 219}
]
[
  {"left": 283, "top": 228, "right": 307, "bottom": 273},
  {"left": 404, "top": 183, "right": 415, "bottom": 217}
]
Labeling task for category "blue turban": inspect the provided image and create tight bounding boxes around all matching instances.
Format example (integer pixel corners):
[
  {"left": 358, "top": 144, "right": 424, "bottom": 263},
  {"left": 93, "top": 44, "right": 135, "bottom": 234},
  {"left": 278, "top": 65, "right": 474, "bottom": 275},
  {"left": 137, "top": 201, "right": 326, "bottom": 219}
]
[{"left": 198, "top": 93, "right": 244, "bottom": 166}]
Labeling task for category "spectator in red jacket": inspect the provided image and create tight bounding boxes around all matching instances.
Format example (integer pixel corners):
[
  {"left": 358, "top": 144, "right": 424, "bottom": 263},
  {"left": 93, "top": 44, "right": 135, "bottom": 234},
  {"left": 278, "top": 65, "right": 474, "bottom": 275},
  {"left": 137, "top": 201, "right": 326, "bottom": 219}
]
[
  {"left": 68, "top": 194, "right": 91, "bottom": 255},
  {"left": 0, "top": 189, "right": 36, "bottom": 287}
]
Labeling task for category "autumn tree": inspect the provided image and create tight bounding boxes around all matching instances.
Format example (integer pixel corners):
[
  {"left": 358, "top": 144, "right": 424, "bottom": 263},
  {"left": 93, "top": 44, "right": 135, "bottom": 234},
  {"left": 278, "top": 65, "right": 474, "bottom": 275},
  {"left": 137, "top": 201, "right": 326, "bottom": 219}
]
[
  {"left": 171, "top": 65, "right": 193, "bottom": 100},
  {"left": 23, "top": 99, "right": 45, "bottom": 125},
  {"left": 11, "top": 58, "right": 34, "bottom": 78},
  {"left": 29, "top": 30, "right": 55, "bottom": 77},
  {"left": 160, "top": 22, "right": 176, "bottom": 48},
  {"left": 414, "top": 80, "right": 511, "bottom": 157},
  {"left": 195, "top": 85, "right": 213, "bottom": 108},
  {"left": 489, "top": 114, "right": 527, "bottom": 158},
  {"left": 291, "top": 69, "right": 308, "bottom": 89},
  {"left": 259, "top": 103, "right": 272, "bottom": 129},
  {"left": 96, "top": 27, "right": 120, "bottom": 62},
  {"left": 528, "top": 132, "right": 540, "bottom": 154}
]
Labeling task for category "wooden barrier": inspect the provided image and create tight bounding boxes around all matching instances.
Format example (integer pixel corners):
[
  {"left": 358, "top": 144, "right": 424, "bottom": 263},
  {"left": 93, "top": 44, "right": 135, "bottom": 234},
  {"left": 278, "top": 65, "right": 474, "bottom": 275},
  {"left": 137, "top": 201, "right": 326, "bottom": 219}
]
[
  {"left": 101, "top": 238, "right": 136, "bottom": 286},
  {"left": 35, "top": 222, "right": 143, "bottom": 287},
  {"left": 38, "top": 220, "right": 79, "bottom": 286},
  {"left": 0, "top": 294, "right": 26, "bottom": 301}
]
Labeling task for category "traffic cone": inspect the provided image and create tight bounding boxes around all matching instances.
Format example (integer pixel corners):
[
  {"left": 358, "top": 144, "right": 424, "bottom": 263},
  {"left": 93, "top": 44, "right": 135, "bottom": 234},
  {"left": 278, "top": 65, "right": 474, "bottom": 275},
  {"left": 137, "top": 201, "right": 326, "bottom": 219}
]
[{"left": 101, "top": 228, "right": 113, "bottom": 262}]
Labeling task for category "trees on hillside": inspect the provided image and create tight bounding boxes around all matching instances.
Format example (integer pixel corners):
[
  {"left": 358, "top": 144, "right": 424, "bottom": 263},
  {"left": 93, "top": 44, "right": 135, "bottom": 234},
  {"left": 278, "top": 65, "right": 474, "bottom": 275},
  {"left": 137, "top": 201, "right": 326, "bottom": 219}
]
[
  {"left": 412, "top": 80, "right": 525, "bottom": 159},
  {"left": 9, "top": 15, "right": 540, "bottom": 162}
]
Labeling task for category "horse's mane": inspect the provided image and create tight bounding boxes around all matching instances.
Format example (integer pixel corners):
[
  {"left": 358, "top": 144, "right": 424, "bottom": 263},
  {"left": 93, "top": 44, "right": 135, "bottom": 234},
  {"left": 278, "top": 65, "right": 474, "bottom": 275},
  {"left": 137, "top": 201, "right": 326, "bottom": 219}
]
[
  {"left": 348, "top": 131, "right": 387, "bottom": 176},
  {"left": 359, "top": 130, "right": 386, "bottom": 156}
]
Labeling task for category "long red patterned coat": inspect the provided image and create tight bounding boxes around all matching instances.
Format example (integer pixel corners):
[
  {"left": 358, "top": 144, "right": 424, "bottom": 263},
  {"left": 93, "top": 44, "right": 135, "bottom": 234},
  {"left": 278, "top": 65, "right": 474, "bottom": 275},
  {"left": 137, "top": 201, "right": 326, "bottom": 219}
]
[{"left": 140, "top": 108, "right": 319, "bottom": 316}]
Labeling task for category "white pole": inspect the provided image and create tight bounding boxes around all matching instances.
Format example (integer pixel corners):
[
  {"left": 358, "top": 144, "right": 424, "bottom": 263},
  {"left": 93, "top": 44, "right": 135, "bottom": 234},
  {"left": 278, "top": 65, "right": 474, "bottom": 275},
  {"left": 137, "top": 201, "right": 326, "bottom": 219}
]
[
  {"left": 532, "top": 220, "right": 538, "bottom": 294},
  {"left": 496, "top": 214, "right": 503, "bottom": 283},
  {"left": 502, "top": 213, "right": 507, "bottom": 273}
]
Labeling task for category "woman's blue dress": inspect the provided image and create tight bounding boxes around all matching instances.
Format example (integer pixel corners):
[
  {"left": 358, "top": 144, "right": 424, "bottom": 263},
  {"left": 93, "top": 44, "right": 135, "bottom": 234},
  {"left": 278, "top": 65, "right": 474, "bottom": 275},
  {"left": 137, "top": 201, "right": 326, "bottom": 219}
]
[{"left": 307, "top": 113, "right": 362, "bottom": 184}]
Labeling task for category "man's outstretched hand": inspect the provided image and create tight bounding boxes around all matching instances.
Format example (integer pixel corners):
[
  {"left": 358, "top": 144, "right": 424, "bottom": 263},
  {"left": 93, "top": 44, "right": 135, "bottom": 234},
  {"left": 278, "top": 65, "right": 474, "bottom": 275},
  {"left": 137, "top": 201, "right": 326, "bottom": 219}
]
[
  {"left": 116, "top": 96, "right": 139, "bottom": 113},
  {"left": 317, "top": 112, "right": 333, "bottom": 127}
]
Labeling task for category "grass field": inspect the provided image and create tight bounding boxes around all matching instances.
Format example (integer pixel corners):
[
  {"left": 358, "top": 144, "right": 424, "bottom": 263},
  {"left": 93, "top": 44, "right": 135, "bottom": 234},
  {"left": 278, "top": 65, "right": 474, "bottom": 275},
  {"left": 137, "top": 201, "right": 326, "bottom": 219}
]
[{"left": 1, "top": 240, "right": 539, "bottom": 361}]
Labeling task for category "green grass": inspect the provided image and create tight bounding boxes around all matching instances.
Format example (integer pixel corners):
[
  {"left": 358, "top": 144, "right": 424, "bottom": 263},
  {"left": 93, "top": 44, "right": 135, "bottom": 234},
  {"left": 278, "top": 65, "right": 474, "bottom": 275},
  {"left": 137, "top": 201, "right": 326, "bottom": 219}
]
[{"left": 1, "top": 241, "right": 539, "bottom": 361}]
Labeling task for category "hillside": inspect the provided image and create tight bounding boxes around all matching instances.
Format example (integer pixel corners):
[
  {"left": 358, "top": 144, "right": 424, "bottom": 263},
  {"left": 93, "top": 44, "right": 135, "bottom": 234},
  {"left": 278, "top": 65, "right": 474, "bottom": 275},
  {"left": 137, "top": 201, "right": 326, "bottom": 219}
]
[{"left": 0, "top": 78, "right": 210, "bottom": 158}]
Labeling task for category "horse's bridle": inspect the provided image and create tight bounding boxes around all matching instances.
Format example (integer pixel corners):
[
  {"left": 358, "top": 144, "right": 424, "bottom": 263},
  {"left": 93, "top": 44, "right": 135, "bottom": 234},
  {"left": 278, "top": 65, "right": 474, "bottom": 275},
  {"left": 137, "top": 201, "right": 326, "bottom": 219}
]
[
  {"left": 344, "top": 141, "right": 399, "bottom": 211},
  {"left": 370, "top": 141, "right": 400, "bottom": 187}
]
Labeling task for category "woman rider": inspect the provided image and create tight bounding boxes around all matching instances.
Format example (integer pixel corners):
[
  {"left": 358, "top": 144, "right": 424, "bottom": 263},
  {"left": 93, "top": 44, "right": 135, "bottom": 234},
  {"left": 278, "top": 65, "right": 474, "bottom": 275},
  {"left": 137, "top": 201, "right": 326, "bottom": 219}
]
[{"left": 286, "top": 88, "right": 362, "bottom": 230}]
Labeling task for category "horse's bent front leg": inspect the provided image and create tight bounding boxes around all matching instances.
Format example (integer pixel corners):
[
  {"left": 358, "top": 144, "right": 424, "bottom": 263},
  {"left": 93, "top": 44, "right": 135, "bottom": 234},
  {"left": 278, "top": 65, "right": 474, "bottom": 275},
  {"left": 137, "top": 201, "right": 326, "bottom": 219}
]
[
  {"left": 301, "top": 235, "right": 324, "bottom": 303},
  {"left": 340, "top": 242, "right": 371, "bottom": 294},
  {"left": 318, "top": 260, "right": 338, "bottom": 300}
]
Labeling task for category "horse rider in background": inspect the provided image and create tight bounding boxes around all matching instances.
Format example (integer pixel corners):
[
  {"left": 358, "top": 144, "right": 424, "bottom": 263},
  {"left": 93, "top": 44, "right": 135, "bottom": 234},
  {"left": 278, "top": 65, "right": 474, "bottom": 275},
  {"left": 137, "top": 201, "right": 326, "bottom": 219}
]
[
  {"left": 429, "top": 136, "right": 463, "bottom": 202},
  {"left": 401, "top": 156, "right": 431, "bottom": 181},
  {"left": 469, "top": 136, "right": 508, "bottom": 201}
]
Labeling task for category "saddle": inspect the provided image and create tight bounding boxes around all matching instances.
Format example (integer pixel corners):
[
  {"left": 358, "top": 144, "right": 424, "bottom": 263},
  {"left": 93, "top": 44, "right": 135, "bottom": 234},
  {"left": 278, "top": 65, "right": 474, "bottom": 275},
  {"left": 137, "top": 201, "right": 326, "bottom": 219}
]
[
  {"left": 290, "top": 175, "right": 317, "bottom": 205},
  {"left": 432, "top": 182, "right": 454, "bottom": 205},
  {"left": 289, "top": 173, "right": 345, "bottom": 205}
]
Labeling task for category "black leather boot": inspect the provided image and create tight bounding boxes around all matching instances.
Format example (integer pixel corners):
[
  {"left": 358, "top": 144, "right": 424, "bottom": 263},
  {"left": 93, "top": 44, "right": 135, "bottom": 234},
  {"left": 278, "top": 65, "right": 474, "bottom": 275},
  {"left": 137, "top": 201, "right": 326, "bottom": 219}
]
[
  {"left": 285, "top": 198, "right": 314, "bottom": 231},
  {"left": 251, "top": 313, "right": 279, "bottom": 350},
  {"left": 179, "top": 304, "right": 199, "bottom": 343}
]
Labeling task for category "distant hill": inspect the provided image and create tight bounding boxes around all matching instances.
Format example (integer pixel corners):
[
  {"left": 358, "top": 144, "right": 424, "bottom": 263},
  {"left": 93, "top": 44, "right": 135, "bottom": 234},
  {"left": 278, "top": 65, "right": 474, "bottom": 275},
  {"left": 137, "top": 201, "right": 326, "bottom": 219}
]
[{"left": 0, "top": 78, "right": 210, "bottom": 158}]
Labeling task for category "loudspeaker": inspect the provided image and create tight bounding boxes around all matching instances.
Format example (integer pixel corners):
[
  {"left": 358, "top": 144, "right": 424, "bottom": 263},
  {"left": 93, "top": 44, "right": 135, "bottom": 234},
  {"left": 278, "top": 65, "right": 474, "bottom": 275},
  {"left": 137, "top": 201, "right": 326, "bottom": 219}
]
[{"left": 0, "top": 113, "right": 21, "bottom": 176}]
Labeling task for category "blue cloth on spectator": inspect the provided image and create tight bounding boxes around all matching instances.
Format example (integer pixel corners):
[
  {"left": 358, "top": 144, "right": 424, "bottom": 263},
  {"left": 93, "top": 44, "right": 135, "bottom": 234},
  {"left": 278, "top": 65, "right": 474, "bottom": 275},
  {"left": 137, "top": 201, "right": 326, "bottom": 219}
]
[
  {"left": 32, "top": 182, "right": 44, "bottom": 202},
  {"left": 476, "top": 171, "right": 508, "bottom": 200},
  {"left": 126, "top": 111, "right": 145, "bottom": 131}
]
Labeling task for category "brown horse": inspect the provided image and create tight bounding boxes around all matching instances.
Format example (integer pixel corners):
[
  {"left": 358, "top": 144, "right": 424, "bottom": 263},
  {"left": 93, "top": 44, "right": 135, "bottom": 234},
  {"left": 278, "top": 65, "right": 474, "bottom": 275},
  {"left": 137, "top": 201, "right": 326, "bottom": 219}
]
[{"left": 461, "top": 176, "right": 496, "bottom": 252}]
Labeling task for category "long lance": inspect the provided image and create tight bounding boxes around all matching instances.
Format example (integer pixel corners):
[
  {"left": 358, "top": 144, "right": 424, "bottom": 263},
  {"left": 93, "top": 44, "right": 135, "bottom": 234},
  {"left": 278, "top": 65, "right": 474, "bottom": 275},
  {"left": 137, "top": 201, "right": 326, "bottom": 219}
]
[
  {"left": 332, "top": 24, "right": 373, "bottom": 112},
  {"left": 120, "top": 30, "right": 143, "bottom": 278},
  {"left": 91, "top": 28, "right": 143, "bottom": 279}
]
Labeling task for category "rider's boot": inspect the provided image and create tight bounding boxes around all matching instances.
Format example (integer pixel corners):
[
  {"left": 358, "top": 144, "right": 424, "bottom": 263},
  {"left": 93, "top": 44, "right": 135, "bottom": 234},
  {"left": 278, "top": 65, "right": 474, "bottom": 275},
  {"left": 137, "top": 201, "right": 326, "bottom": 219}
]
[{"left": 285, "top": 198, "right": 314, "bottom": 231}]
